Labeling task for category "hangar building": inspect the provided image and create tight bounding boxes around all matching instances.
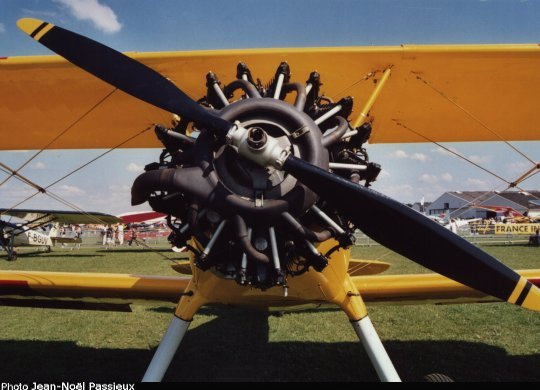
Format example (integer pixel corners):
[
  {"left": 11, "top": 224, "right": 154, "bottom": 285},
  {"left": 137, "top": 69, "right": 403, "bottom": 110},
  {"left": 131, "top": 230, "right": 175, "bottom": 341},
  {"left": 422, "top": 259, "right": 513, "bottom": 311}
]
[{"left": 426, "top": 190, "right": 540, "bottom": 219}]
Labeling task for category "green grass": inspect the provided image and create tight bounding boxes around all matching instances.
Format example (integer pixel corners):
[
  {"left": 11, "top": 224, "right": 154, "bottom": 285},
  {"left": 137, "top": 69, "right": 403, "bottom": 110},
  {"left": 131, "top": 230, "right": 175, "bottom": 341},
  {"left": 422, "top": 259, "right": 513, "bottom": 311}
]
[{"left": 0, "top": 244, "right": 539, "bottom": 382}]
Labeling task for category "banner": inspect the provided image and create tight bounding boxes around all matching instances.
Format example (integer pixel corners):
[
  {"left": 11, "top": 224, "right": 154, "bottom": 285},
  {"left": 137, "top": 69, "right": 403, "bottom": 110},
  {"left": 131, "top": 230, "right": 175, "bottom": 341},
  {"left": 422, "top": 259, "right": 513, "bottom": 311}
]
[{"left": 494, "top": 223, "right": 540, "bottom": 235}]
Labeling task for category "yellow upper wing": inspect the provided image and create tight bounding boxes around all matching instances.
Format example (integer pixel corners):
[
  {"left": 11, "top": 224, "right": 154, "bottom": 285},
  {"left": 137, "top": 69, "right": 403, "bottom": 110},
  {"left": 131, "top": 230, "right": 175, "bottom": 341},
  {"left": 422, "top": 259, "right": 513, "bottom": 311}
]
[{"left": 1, "top": 44, "right": 540, "bottom": 150}]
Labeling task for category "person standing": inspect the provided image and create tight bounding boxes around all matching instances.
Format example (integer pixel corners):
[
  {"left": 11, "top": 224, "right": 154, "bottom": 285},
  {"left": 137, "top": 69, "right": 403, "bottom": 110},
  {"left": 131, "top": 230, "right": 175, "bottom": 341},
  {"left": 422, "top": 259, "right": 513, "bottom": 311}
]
[
  {"left": 106, "top": 225, "right": 114, "bottom": 249},
  {"left": 101, "top": 226, "right": 107, "bottom": 246},
  {"left": 128, "top": 225, "right": 139, "bottom": 246},
  {"left": 74, "top": 225, "right": 82, "bottom": 250},
  {"left": 117, "top": 224, "right": 124, "bottom": 246},
  {"left": 60, "top": 226, "right": 66, "bottom": 247}
]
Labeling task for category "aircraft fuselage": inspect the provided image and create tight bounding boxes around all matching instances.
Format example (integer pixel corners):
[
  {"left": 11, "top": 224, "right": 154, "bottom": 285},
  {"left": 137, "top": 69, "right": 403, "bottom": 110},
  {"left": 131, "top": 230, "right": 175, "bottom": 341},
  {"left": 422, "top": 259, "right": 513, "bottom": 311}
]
[{"left": 2, "top": 224, "right": 53, "bottom": 247}]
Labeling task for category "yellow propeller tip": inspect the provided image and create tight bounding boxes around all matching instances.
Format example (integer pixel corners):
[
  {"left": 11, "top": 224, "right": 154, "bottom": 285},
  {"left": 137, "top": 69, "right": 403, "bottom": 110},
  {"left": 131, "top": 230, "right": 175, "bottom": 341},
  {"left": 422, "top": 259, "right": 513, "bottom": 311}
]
[
  {"left": 17, "top": 18, "right": 44, "bottom": 34},
  {"left": 520, "top": 283, "right": 540, "bottom": 312},
  {"left": 17, "top": 18, "right": 55, "bottom": 42},
  {"left": 508, "top": 276, "right": 540, "bottom": 312}
]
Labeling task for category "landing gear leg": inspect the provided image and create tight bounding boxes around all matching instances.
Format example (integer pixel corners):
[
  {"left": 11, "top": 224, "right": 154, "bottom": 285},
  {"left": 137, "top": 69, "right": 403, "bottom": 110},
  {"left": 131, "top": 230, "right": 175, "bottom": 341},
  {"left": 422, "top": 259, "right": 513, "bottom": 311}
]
[
  {"left": 7, "top": 250, "right": 17, "bottom": 261},
  {"left": 142, "top": 316, "right": 191, "bottom": 382},
  {"left": 142, "top": 281, "right": 205, "bottom": 382},
  {"left": 1, "top": 234, "right": 17, "bottom": 261},
  {"left": 324, "top": 273, "right": 401, "bottom": 382},
  {"left": 351, "top": 316, "right": 400, "bottom": 382}
]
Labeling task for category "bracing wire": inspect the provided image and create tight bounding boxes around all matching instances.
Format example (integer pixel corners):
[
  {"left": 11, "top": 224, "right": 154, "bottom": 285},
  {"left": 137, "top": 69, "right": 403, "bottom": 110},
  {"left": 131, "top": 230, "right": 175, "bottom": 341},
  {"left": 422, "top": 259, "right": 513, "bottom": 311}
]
[
  {"left": 1, "top": 125, "right": 151, "bottom": 222},
  {"left": 0, "top": 88, "right": 118, "bottom": 188},
  {"left": 414, "top": 74, "right": 537, "bottom": 165}
]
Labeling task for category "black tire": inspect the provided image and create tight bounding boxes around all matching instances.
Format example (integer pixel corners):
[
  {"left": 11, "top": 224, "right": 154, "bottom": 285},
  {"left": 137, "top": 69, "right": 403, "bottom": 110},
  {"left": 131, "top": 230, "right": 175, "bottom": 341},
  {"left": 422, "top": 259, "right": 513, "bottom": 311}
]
[{"left": 424, "top": 373, "right": 454, "bottom": 382}]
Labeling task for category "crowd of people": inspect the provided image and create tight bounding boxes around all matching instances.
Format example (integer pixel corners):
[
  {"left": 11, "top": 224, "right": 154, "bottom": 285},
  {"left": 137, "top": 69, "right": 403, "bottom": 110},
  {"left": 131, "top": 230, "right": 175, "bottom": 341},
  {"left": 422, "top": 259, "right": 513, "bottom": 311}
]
[
  {"left": 101, "top": 224, "right": 141, "bottom": 249},
  {"left": 49, "top": 223, "right": 145, "bottom": 250}
]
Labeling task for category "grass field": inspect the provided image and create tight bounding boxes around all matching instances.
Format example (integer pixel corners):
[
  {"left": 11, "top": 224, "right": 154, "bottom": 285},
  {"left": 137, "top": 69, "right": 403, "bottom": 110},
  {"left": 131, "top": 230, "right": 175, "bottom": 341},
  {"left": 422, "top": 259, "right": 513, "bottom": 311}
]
[{"left": 0, "top": 243, "right": 539, "bottom": 382}]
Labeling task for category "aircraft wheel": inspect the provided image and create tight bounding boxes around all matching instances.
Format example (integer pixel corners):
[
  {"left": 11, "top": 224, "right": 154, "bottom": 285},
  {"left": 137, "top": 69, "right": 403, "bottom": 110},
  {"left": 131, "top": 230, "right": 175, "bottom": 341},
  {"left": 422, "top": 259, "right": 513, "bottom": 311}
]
[
  {"left": 8, "top": 251, "right": 17, "bottom": 261},
  {"left": 423, "top": 373, "right": 454, "bottom": 382}
]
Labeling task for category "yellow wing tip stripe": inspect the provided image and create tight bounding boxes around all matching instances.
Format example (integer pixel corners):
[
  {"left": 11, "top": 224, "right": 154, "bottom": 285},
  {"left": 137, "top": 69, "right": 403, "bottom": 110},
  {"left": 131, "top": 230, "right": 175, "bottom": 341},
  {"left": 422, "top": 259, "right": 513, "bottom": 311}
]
[
  {"left": 17, "top": 18, "right": 55, "bottom": 41},
  {"left": 508, "top": 276, "right": 528, "bottom": 304}
]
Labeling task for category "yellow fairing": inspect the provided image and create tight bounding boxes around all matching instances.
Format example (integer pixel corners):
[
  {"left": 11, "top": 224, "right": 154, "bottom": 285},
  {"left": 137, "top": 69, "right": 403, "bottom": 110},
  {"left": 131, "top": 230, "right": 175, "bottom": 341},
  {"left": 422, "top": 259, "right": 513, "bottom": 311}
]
[
  {"left": 2, "top": 44, "right": 540, "bottom": 150},
  {"left": 172, "top": 239, "right": 368, "bottom": 321}
]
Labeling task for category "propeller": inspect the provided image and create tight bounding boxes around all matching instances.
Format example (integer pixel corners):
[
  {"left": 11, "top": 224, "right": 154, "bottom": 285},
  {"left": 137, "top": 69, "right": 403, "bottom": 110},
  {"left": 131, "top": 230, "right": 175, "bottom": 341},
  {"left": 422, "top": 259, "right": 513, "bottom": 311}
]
[
  {"left": 18, "top": 18, "right": 540, "bottom": 311},
  {"left": 283, "top": 156, "right": 540, "bottom": 310},
  {"left": 16, "top": 18, "right": 232, "bottom": 136}
]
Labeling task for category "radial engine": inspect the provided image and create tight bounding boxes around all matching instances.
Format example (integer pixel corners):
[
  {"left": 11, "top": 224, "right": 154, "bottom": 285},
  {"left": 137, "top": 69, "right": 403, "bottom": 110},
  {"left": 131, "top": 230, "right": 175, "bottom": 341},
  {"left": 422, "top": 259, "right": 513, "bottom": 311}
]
[{"left": 131, "top": 63, "right": 382, "bottom": 291}]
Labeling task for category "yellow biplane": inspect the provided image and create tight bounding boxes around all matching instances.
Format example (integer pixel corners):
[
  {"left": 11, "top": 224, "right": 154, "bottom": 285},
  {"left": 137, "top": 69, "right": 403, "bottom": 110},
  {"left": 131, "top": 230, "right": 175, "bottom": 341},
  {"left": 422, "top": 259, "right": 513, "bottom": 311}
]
[{"left": 1, "top": 18, "right": 540, "bottom": 382}]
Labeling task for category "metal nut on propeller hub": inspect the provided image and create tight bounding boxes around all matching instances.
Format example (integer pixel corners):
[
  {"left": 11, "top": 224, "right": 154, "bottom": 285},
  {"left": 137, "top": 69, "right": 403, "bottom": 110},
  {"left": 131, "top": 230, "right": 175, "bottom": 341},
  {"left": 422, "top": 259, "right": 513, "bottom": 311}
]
[{"left": 247, "top": 127, "right": 268, "bottom": 149}]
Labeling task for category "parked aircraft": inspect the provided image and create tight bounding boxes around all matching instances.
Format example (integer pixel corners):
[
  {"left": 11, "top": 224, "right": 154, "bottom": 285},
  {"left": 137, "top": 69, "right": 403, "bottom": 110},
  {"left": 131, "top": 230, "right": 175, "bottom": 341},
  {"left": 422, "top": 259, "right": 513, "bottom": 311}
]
[{"left": 0, "top": 208, "right": 120, "bottom": 260}]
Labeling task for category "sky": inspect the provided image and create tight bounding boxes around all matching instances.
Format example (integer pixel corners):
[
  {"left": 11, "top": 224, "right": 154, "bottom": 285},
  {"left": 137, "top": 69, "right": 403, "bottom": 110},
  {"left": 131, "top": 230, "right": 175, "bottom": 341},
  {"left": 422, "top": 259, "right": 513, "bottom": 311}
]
[{"left": 1, "top": 0, "right": 539, "bottom": 215}]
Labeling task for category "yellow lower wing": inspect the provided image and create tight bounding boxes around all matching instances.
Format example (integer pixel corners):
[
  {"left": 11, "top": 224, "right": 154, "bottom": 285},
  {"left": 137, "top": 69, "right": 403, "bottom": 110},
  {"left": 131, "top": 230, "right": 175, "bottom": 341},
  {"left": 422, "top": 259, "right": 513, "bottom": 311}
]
[
  {"left": 354, "top": 270, "right": 540, "bottom": 306},
  {"left": 1, "top": 269, "right": 539, "bottom": 308}
]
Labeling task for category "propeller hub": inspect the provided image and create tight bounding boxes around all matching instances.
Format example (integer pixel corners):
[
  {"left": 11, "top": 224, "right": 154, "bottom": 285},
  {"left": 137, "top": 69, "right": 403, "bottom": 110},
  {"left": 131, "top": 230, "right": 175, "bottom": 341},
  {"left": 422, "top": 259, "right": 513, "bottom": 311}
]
[{"left": 247, "top": 127, "right": 267, "bottom": 150}]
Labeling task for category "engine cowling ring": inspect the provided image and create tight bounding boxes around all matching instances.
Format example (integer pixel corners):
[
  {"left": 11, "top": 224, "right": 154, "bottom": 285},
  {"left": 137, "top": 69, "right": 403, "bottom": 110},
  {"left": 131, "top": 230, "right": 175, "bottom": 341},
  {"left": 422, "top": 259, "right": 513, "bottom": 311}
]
[{"left": 197, "top": 97, "right": 328, "bottom": 225}]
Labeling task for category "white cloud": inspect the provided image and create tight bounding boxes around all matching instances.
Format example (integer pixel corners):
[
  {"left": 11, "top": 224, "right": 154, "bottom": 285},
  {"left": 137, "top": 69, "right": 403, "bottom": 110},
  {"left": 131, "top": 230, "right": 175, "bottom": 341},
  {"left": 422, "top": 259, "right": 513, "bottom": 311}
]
[
  {"left": 57, "top": 184, "right": 85, "bottom": 196},
  {"left": 418, "top": 172, "right": 453, "bottom": 184},
  {"left": 0, "top": 186, "right": 37, "bottom": 203},
  {"left": 22, "top": 9, "right": 58, "bottom": 18},
  {"left": 125, "top": 162, "right": 143, "bottom": 173},
  {"left": 109, "top": 184, "right": 131, "bottom": 192},
  {"left": 389, "top": 150, "right": 429, "bottom": 162},
  {"left": 410, "top": 153, "right": 429, "bottom": 162},
  {"left": 431, "top": 146, "right": 459, "bottom": 157},
  {"left": 468, "top": 154, "right": 492, "bottom": 164},
  {"left": 431, "top": 147, "right": 492, "bottom": 166},
  {"left": 507, "top": 161, "right": 531, "bottom": 176},
  {"left": 31, "top": 162, "right": 46, "bottom": 170},
  {"left": 0, "top": 23, "right": 5, "bottom": 34},
  {"left": 418, "top": 173, "right": 439, "bottom": 184},
  {"left": 375, "top": 184, "right": 415, "bottom": 200},
  {"left": 88, "top": 185, "right": 131, "bottom": 212},
  {"left": 465, "top": 178, "right": 490, "bottom": 188},
  {"left": 389, "top": 150, "right": 408, "bottom": 159},
  {"left": 440, "top": 173, "right": 453, "bottom": 182},
  {"left": 54, "top": 0, "right": 122, "bottom": 34}
]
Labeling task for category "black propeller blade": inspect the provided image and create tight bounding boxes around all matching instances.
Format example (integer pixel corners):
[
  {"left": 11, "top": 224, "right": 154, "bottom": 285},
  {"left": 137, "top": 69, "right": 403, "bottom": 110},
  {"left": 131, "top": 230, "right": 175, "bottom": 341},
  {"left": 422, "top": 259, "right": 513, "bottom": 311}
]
[
  {"left": 282, "top": 155, "right": 540, "bottom": 310},
  {"left": 18, "top": 18, "right": 540, "bottom": 311},
  {"left": 17, "top": 18, "right": 231, "bottom": 135}
]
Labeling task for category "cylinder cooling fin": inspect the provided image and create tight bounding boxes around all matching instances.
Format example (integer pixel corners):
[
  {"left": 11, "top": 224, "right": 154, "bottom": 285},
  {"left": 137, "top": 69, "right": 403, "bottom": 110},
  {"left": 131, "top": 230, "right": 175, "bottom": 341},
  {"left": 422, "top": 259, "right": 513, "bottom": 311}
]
[{"left": 132, "top": 62, "right": 381, "bottom": 291}]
